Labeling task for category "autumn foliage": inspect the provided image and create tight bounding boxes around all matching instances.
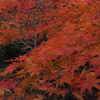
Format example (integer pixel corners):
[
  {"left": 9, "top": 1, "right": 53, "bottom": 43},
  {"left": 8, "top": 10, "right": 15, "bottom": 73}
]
[{"left": 0, "top": 0, "right": 100, "bottom": 100}]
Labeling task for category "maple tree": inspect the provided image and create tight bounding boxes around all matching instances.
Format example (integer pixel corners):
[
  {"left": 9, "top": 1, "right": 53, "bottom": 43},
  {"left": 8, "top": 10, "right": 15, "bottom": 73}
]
[{"left": 0, "top": 0, "right": 100, "bottom": 100}]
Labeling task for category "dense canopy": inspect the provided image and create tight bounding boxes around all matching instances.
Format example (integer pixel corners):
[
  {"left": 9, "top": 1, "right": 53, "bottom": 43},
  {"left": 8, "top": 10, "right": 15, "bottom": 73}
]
[{"left": 0, "top": 0, "right": 100, "bottom": 100}]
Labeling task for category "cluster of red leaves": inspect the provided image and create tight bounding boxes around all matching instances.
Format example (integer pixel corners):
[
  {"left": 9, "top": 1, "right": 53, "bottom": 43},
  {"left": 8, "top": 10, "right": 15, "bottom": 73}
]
[{"left": 0, "top": 0, "right": 100, "bottom": 100}]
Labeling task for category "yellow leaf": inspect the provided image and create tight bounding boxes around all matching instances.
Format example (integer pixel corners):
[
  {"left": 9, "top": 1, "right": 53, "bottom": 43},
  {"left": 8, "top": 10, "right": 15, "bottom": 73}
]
[
  {"left": 90, "top": 72, "right": 95, "bottom": 76},
  {"left": 0, "top": 89, "right": 5, "bottom": 97}
]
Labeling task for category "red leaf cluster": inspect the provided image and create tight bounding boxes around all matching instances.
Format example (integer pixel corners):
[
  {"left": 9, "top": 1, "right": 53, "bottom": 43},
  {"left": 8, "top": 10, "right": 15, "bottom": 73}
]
[{"left": 0, "top": 0, "right": 99, "bottom": 99}]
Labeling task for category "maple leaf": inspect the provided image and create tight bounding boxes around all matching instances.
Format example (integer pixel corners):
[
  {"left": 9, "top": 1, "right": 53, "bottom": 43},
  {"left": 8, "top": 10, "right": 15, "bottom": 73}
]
[
  {"left": 76, "top": 74, "right": 100, "bottom": 94},
  {"left": 3, "top": 62, "right": 21, "bottom": 75},
  {"left": 0, "top": 0, "right": 99, "bottom": 99},
  {"left": 73, "top": 91, "right": 84, "bottom": 100},
  {"left": 0, "top": 80, "right": 18, "bottom": 93}
]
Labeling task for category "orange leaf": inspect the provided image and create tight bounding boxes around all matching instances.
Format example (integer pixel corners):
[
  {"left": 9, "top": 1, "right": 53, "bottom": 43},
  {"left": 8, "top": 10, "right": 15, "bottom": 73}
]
[{"left": 73, "top": 91, "right": 84, "bottom": 100}]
